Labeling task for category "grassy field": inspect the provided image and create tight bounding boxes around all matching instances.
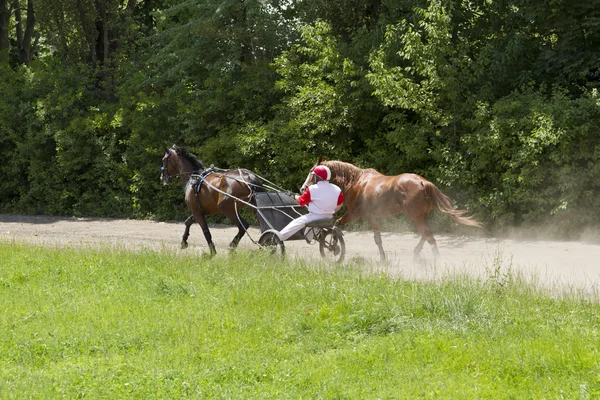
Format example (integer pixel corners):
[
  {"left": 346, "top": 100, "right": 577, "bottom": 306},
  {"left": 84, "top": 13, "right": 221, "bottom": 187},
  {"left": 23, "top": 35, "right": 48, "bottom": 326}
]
[{"left": 1, "top": 241, "right": 599, "bottom": 399}]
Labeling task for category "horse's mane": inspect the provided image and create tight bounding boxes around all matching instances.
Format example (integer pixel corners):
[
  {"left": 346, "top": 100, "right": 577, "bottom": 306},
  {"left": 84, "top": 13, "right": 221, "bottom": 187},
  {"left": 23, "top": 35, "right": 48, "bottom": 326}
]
[
  {"left": 174, "top": 146, "right": 205, "bottom": 171},
  {"left": 322, "top": 160, "right": 366, "bottom": 188}
]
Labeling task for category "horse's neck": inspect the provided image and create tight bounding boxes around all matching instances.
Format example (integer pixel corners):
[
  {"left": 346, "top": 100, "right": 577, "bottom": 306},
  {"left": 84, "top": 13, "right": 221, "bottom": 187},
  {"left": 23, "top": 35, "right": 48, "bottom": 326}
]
[
  {"left": 177, "top": 158, "right": 197, "bottom": 185},
  {"left": 328, "top": 162, "right": 363, "bottom": 191}
]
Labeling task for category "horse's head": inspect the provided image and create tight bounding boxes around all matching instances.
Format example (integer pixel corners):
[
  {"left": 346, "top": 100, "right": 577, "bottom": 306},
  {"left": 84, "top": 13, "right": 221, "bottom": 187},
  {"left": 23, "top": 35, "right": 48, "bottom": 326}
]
[
  {"left": 160, "top": 144, "right": 178, "bottom": 185},
  {"left": 161, "top": 144, "right": 206, "bottom": 185},
  {"left": 300, "top": 156, "right": 326, "bottom": 193}
]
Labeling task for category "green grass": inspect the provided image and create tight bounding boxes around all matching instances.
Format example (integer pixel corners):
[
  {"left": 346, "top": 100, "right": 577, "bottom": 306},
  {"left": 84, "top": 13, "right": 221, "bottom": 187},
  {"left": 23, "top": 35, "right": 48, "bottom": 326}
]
[{"left": 1, "top": 241, "right": 599, "bottom": 399}]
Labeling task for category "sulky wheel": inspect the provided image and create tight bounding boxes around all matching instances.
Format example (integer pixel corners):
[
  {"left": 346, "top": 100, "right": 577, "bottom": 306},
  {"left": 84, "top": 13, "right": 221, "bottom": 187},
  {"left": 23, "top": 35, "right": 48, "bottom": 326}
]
[
  {"left": 318, "top": 228, "right": 345, "bottom": 263},
  {"left": 258, "top": 229, "right": 285, "bottom": 256}
]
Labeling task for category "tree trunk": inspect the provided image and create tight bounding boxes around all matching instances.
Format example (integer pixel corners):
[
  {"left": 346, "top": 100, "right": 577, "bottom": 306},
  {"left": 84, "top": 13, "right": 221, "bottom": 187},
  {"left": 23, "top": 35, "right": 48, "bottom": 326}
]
[
  {"left": 21, "top": 0, "right": 35, "bottom": 63},
  {"left": 13, "top": 0, "right": 22, "bottom": 50},
  {"left": 76, "top": 0, "right": 97, "bottom": 63},
  {"left": 239, "top": 0, "right": 253, "bottom": 64},
  {"left": 95, "top": 0, "right": 109, "bottom": 64},
  {"left": 13, "top": 0, "right": 35, "bottom": 65},
  {"left": 0, "top": 0, "right": 10, "bottom": 55}
]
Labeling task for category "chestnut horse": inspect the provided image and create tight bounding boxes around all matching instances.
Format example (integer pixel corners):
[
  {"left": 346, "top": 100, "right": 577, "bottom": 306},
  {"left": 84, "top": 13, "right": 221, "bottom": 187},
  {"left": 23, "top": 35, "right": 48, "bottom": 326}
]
[
  {"left": 160, "top": 145, "right": 264, "bottom": 255},
  {"left": 301, "top": 157, "right": 482, "bottom": 260}
]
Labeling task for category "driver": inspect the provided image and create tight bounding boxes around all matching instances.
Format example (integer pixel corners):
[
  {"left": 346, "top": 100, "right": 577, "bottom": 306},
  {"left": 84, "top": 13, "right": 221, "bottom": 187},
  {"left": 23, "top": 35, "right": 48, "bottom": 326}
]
[{"left": 280, "top": 165, "right": 344, "bottom": 240}]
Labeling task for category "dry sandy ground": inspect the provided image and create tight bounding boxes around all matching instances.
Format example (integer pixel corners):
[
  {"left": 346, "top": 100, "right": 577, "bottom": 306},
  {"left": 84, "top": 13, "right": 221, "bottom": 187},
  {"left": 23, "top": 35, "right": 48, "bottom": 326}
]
[{"left": 1, "top": 214, "right": 599, "bottom": 296}]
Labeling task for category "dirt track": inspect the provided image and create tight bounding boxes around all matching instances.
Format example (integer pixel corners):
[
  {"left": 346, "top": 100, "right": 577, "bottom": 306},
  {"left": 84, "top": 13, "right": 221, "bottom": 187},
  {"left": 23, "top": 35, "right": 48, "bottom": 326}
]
[{"left": 1, "top": 214, "right": 599, "bottom": 295}]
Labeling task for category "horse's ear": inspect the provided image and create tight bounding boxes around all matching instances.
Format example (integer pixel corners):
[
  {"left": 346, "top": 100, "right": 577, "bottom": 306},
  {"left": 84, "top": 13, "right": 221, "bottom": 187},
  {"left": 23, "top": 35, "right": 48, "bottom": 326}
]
[{"left": 317, "top": 155, "right": 325, "bottom": 164}]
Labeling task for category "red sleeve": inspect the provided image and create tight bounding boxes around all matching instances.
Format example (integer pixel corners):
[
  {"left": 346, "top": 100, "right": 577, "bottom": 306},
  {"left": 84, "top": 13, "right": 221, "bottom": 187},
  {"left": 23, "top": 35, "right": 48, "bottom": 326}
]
[
  {"left": 337, "top": 192, "right": 345, "bottom": 206},
  {"left": 297, "top": 188, "right": 311, "bottom": 206}
]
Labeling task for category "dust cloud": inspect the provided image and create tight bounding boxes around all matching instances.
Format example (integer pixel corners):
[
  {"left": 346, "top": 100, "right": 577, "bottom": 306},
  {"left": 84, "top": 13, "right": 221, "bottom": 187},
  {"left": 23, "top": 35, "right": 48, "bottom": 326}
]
[{"left": 1, "top": 215, "right": 599, "bottom": 298}]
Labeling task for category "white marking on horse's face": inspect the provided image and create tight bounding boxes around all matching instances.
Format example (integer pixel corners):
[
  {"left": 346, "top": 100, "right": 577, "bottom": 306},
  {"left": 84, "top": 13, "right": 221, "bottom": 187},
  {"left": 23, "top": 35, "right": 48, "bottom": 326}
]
[{"left": 300, "top": 169, "right": 314, "bottom": 193}]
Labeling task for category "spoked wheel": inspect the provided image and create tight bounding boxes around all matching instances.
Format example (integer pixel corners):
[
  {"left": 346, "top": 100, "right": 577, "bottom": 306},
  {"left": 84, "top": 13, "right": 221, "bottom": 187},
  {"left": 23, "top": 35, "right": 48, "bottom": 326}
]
[
  {"left": 258, "top": 229, "right": 285, "bottom": 256},
  {"left": 318, "top": 228, "right": 345, "bottom": 263}
]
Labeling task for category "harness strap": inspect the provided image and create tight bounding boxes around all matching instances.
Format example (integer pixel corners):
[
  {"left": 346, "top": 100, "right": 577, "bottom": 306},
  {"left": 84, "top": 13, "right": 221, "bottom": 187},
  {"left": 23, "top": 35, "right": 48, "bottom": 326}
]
[
  {"left": 184, "top": 168, "right": 215, "bottom": 213},
  {"left": 192, "top": 168, "right": 215, "bottom": 194}
]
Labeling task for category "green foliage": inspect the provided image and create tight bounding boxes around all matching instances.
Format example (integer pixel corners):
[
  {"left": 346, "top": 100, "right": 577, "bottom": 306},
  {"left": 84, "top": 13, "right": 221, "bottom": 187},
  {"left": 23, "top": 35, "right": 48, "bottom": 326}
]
[
  {"left": 1, "top": 0, "right": 600, "bottom": 233},
  {"left": 439, "top": 87, "right": 600, "bottom": 233},
  {"left": 268, "top": 21, "right": 362, "bottom": 184},
  {"left": 0, "top": 64, "right": 29, "bottom": 209},
  {"left": 3, "top": 60, "right": 135, "bottom": 217}
]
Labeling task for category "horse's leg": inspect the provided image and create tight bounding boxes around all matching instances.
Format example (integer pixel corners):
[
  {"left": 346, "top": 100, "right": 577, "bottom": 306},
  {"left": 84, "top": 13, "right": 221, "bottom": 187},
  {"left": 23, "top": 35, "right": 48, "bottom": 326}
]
[
  {"left": 181, "top": 215, "right": 195, "bottom": 249},
  {"left": 192, "top": 210, "right": 216, "bottom": 255},
  {"left": 339, "top": 206, "right": 387, "bottom": 260},
  {"left": 403, "top": 190, "right": 440, "bottom": 259},
  {"left": 413, "top": 237, "right": 426, "bottom": 255},
  {"left": 368, "top": 220, "right": 386, "bottom": 261},
  {"left": 218, "top": 200, "right": 248, "bottom": 249},
  {"left": 374, "top": 230, "right": 386, "bottom": 261},
  {"left": 229, "top": 214, "right": 249, "bottom": 249},
  {"left": 410, "top": 215, "right": 440, "bottom": 259}
]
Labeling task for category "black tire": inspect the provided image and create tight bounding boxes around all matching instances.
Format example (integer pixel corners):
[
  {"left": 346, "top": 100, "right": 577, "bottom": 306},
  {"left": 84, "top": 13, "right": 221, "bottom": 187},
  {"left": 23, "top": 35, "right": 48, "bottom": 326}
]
[
  {"left": 258, "top": 230, "right": 285, "bottom": 256},
  {"left": 318, "top": 228, "right": 345, "bottom": 263}
]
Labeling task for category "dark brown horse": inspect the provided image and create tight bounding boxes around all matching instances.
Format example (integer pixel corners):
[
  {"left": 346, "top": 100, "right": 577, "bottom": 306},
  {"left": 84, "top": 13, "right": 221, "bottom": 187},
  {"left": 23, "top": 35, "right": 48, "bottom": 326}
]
[
  {"left": 300, "top": 157, "right": 482, "bottom": 260},
  {"left": 160, "top": 145, "right": 263, "bottom": 254}
]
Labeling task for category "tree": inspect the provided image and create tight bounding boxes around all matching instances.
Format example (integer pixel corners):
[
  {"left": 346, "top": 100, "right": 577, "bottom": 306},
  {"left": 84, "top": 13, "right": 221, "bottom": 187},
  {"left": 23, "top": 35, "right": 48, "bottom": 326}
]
[
  {"left": 0, "top": 0, "right": 9, "bottom": 55},
  {"left": 13, "top": 0, "right": 35, "bottom": 64}
]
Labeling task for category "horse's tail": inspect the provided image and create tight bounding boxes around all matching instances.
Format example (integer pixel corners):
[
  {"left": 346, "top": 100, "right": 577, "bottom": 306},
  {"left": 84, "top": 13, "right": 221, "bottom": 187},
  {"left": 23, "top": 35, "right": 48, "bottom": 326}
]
[{"left": 423, "top": 181, "right": 483, "bottom": 228}]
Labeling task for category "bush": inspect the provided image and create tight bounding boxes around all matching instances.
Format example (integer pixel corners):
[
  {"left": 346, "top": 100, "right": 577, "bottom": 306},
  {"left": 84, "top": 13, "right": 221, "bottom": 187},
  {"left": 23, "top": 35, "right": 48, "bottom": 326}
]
[{"left": 439, "top": 87, "right": 600, "bottom": 235}]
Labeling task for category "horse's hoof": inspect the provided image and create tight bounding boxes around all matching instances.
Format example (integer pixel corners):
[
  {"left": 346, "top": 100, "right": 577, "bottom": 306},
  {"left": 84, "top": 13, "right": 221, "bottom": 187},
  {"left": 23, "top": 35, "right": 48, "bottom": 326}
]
[{"left": 181, "top": 242, "right": 188, "bottom": 250}]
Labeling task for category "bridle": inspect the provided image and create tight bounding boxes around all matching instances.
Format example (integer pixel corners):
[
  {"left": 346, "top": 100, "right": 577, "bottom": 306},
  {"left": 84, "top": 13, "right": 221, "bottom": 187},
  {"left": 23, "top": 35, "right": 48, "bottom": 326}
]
[
  {"left": 300, "top": 166, "right": 318, "bottom": 193},
  {"left": 160, "top": 147, "right": 175, "bottom": 184},
  {"left": 162, "top": 146, "right": 194, "bottom": 183},
  {"left": 161, "top": 146, "right": 208, "bottom": 184}
]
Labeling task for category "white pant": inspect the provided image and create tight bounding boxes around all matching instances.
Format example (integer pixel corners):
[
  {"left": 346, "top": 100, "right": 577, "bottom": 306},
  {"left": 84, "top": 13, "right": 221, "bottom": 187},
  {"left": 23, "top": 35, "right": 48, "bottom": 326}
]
[{"left": 280, "top": 213, "right": 332, "bottom": 240}]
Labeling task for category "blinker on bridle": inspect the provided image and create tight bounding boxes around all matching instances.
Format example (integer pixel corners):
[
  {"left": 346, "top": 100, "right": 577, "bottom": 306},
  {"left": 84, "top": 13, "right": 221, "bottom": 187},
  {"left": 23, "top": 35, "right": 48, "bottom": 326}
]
[{"left": 161, "top": 147, "right": 174, "bottom": 182}]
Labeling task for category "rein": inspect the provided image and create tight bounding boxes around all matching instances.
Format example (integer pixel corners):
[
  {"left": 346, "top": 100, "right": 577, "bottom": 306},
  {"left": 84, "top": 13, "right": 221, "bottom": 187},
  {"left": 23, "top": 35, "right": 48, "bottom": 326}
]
[
  {"left": 163, "top": 146, "right": 291, "bottom": 193},
  {"left": 189, "top": 168, "right": 286, "bottom": 193}
]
